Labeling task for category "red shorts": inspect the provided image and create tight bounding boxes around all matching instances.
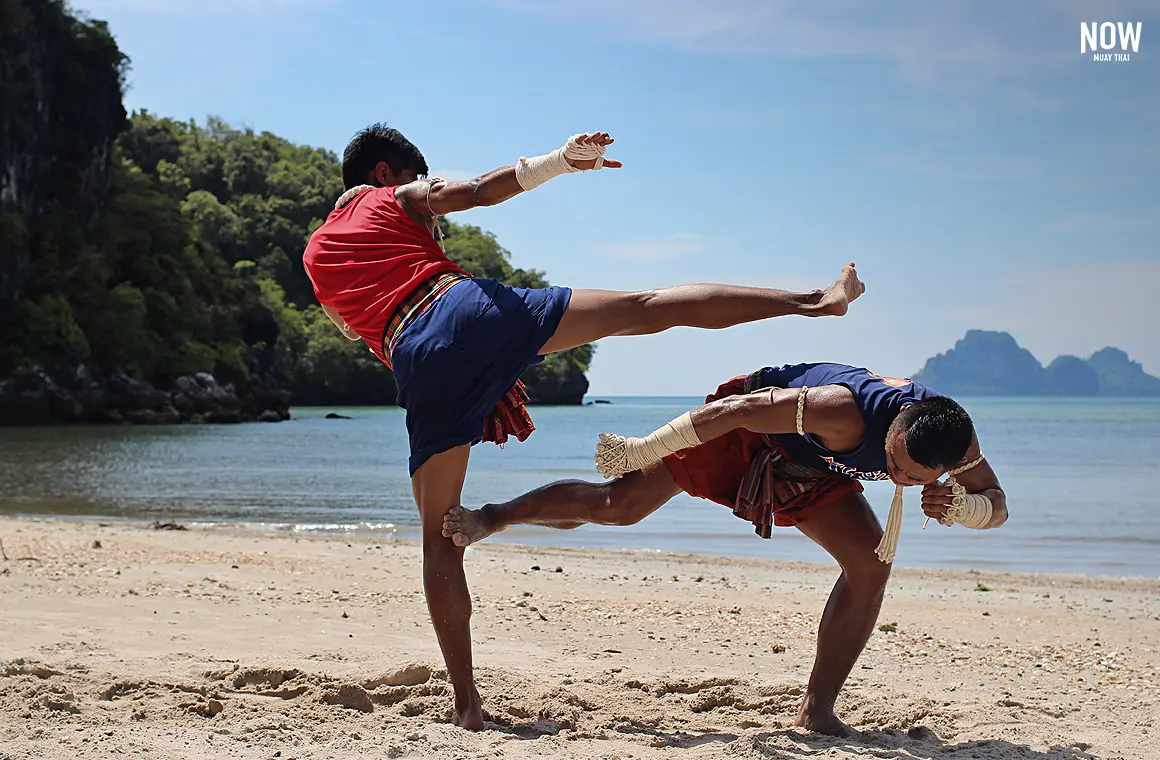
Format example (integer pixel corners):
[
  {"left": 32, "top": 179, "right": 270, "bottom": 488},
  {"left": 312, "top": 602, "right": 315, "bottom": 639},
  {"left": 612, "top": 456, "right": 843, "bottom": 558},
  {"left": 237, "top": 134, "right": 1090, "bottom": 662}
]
[{"left": 662, "top": 374, "right": 862, "bottom": 535}]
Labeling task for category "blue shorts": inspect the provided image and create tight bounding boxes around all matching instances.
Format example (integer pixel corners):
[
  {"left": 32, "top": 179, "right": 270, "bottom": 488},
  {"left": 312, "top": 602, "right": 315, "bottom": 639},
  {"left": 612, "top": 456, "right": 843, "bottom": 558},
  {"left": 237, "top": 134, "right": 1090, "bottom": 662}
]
[{"left": 391, "top": 278, "right": 572, "bottom": 476}]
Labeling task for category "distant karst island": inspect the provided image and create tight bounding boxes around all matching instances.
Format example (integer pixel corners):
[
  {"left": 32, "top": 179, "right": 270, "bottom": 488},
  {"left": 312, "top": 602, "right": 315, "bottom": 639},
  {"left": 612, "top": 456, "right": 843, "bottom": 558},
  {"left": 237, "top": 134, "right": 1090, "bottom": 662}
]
[{"left": 913, "top": 331, "right": 1160, "bottom": 397}]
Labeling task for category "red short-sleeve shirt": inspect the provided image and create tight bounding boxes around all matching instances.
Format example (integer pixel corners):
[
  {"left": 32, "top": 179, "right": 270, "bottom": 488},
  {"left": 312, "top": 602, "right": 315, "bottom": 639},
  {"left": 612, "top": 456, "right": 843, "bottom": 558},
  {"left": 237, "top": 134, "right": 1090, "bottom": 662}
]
[{"left": 302, "top": 186, "right": 468, "bottom": 364}]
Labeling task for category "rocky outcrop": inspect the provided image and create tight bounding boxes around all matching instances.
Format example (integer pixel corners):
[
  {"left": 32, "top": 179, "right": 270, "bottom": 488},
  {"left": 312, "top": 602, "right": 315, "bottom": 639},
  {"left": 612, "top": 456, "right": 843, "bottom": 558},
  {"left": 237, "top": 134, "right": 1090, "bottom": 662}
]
[
  {"left": 519, "top": 346, "right": 592, "bottom": 406},
  {"left": 1045, "top": 355, "right": 1100, "bottom": 397},
  {"left": 0, "top": 368, "right": 80, "bottom": 425},
  {"left": 523, "top": 369, "right": 590, "bottom": 406},
  {"left": 915, "top": 331, "right": 1160, "bottom": 397},
  {"left": 914, "top": 330, "right": 1049, "bottom": 395},
  {"left": 0, "top": 366, "right": 290, "bottom": 426},
  {"left": 1086, "top": 347, "right": 1160, "bottom": 397}
]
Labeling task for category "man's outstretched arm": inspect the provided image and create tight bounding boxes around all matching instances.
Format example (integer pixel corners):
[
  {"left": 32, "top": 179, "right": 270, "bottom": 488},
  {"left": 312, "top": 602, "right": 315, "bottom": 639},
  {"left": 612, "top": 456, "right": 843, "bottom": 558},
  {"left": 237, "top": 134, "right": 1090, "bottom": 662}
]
[
  {"left": 395, "top": 132, "right": 621, "bottom": 218},
  {"left": 596, "top": 385, "right": 858, "bottom": 479},
  {"left": 691, "top": 384, "right": 857, "bottom": 442}
]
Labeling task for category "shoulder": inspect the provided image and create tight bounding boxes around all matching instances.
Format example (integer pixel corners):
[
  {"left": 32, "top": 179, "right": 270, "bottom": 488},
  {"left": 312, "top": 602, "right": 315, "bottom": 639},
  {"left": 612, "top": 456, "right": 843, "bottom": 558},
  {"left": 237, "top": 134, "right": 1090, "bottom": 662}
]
[
  {"left": 347, "top": 184, "right": 432, "bottom": 233},
  {"left": 801, "top": 384, "right": 865, "bottom": 440},
  {"left": 391, "top": 182, "right": 436, "bottom": 227},
  {"left": 372, "top": 184, "right": 398, "bottom": 202},
  {"left": 806, "top": 384, "right": 860, "bottom": 423},
  {"left": 907, "top": 377, "right": 941, "bottom": 397}
]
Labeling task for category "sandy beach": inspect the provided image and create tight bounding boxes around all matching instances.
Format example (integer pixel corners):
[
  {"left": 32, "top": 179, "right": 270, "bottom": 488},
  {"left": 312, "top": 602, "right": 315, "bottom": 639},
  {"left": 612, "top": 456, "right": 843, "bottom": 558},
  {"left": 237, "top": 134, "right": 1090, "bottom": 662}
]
[{"left": 0, "top": 518, "right": 1155, "bottom": 760}]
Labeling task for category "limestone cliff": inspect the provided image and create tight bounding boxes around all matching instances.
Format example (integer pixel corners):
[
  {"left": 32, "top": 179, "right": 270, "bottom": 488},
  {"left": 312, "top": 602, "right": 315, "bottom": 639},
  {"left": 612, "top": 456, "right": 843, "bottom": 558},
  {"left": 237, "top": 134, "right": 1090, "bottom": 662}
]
[
  {"left": 914, "top": 330, "right": 1049, "bottom": 395},
  {"left": 1086, "top": 347, "right": 1160, "bottom": 397},
  {"left": 0, "top": 0, "right": 127, "bottom": 310}
]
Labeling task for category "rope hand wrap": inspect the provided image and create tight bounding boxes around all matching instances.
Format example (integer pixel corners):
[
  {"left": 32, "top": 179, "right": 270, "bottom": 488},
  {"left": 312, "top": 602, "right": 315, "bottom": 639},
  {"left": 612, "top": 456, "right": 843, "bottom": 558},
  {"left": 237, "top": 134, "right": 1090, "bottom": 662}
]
[
  {"left": 595, "top": 412, "right": 701, "bottom": 479},
  {"left": 335, "top": 184, "right": 374, "bottom": 210},
  {"left": 875, "top": 453, "right": 987, "bottom": 564},
  {"left": 515, "top": 135, "right": 607, "bottom": 191},
  {"left": 935, "top": 454, "right": 992, "bottom": 529},
  {"left": 940, "top": 487, "right": 993, "bottom": 529}
]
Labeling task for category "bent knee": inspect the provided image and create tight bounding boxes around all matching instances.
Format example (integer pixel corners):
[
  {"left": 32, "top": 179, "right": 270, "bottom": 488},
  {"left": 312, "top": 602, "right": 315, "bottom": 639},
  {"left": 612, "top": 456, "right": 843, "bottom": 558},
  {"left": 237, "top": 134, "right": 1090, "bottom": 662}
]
[{"left": 842, "top": 553, "right": 892, "bottom": 593}]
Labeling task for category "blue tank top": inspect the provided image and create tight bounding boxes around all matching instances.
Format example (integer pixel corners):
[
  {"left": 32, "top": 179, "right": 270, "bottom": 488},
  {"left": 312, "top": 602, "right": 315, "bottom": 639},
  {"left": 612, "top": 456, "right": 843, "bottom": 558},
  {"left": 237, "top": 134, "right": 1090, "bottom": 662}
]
[{"left": 753, "top": 363, "right": 944, "bottom": 481}]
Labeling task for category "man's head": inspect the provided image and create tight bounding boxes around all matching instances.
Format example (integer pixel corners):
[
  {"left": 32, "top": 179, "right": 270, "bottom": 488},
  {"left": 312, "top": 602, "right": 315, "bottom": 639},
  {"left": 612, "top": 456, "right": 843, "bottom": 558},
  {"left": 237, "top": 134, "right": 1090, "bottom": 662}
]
[
  {"left": 341, "top": 123, "right": 429, "bottom": 190},
  {"left": 884, "top": 396, "right": 974, "bottom": 486}
]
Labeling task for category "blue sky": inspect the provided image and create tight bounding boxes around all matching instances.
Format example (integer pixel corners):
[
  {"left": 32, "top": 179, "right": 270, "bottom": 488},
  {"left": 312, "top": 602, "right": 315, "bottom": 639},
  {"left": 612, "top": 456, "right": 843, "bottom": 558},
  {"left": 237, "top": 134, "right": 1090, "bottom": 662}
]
[{"left": 77, "top": 0, "right": 1158, "bottom": 395}]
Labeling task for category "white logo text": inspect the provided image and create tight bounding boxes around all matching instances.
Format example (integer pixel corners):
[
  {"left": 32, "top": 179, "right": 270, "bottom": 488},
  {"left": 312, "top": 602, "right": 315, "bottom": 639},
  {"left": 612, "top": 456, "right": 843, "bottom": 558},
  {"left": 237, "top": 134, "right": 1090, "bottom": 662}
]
[{"left": 1081, "top": 22, "right": 1142, "bottom": 62}]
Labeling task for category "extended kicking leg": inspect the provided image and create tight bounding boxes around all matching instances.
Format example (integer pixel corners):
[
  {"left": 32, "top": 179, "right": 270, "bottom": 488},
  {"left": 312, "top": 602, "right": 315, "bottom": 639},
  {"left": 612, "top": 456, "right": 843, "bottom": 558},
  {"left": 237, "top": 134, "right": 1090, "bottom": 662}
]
[
  {"left": 539, "top": 263, "right": 865, "bottom": 355},
  {"left": 443, "top": 463, "right": 680, "bottom": 547}
]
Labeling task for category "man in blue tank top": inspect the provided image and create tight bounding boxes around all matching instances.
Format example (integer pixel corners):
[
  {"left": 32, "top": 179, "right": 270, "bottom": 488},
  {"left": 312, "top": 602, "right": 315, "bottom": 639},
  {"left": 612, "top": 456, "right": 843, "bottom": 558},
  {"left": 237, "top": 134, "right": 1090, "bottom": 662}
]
[{"left": 442, "top": 362, "right": 1009, "bottom": 737}]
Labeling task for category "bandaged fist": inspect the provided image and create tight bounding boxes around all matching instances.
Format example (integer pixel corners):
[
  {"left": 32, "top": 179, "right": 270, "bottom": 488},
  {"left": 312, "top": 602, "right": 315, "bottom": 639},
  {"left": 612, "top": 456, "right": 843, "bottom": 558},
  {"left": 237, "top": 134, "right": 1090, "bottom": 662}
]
[
  {"left": 920, "top": 483, "right": 953, "bottom": 523},
  {"left": 564, "top": 133, "right": 623, "bottom": 170}
]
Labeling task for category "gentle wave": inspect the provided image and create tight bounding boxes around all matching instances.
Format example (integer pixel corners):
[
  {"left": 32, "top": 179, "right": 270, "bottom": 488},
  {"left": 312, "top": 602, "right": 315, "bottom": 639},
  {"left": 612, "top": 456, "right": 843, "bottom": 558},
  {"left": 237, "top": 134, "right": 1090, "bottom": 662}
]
[
  {"left": 288, "top": 522, "right": 398, "bottom": 533},
  {"left": 185, "top": 520, "right": 400, "bottom": 534}
]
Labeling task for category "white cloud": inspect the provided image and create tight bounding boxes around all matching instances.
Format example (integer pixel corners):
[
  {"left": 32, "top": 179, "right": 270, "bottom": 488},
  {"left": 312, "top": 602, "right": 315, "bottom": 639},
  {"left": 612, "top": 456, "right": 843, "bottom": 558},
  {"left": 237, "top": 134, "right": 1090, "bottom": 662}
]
[
  {"left": 490, "top": 0, "right": 1024, "bottom": 81},
  {"left": 494, "top": 0, "right": 1159, "bottom": 83},
  {"left": 598, "top": 232, "right": 711, "bottom": 263}
]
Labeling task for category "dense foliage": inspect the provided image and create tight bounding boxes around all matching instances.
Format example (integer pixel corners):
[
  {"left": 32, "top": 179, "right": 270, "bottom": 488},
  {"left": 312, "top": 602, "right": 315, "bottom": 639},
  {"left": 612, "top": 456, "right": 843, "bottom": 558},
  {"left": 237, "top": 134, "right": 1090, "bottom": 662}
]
[{"left": 1, "top": 0, "right": 592, "bottom": 406}]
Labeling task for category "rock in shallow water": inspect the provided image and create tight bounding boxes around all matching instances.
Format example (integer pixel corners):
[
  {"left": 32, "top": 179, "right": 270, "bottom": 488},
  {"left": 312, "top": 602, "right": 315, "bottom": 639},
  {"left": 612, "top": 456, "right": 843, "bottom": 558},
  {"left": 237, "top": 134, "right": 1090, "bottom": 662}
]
[{"left": 0, "top": 365, "right": 290, "bottom": 426}]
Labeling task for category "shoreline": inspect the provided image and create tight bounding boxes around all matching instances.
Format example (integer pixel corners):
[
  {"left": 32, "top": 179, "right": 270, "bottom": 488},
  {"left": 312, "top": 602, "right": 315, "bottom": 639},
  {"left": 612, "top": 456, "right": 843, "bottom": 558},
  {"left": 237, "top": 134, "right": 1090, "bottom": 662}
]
[
  {"left": 2, "top": 513, "right": 1157, "bottom": 583},
  {"left": 0, "top": 516, "right": 1156, "bottom": 759}
]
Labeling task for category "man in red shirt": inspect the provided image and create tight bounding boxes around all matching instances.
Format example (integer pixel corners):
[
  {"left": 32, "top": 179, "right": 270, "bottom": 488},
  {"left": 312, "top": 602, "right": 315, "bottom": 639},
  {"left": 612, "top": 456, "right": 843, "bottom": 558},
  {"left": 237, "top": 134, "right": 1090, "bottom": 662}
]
[{"left": 303, "top": 125, "right": 865, "bottom": 729}]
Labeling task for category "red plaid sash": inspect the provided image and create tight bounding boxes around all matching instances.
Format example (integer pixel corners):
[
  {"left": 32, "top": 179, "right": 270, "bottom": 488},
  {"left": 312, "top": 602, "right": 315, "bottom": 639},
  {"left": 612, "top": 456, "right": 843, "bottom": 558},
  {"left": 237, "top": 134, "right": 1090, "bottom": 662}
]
[{"left": 732, "top": 368, "right": 857, "bottom": 535}]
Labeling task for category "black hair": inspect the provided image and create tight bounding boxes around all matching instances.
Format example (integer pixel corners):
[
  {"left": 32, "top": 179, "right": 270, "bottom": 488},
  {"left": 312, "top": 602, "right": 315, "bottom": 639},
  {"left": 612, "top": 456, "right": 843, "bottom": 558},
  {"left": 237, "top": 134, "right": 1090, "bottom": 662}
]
[
  {"left": 895, "top": 396, "right": 974, "bottom": 470},
  {"left": 341, "top": 123, "right": 429, "bottom": 190}
]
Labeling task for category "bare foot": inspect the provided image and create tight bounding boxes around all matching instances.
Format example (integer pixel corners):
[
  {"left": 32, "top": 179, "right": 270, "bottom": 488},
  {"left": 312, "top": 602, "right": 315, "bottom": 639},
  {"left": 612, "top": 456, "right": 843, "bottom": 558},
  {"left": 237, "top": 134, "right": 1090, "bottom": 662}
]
[
  {"left": 442, "top": 505, "right": 497, "bottom": 547},
  {"left": 813, "top": 262, "right": 866, "bottom": 317},
  {"left": 453, "top": 688, "right": 485, "bottom": 730},
  {"left": 795, "top": 707, "right": 861, "bottom": 738}
]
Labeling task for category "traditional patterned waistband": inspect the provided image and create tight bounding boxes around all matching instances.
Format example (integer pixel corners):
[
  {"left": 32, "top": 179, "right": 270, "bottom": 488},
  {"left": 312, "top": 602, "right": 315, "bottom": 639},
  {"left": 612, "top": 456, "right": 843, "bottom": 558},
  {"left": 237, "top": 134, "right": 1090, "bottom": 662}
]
[{"left": 381, "top": 271, "right": 470, "bottom": 366}]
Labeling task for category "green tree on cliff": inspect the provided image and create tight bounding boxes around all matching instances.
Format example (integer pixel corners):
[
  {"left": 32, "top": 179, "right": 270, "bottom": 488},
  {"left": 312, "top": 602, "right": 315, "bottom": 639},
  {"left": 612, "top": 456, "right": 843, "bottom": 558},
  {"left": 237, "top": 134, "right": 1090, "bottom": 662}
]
[{"left": 1, "top": 1, "right": 593, "bottom": 407}]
